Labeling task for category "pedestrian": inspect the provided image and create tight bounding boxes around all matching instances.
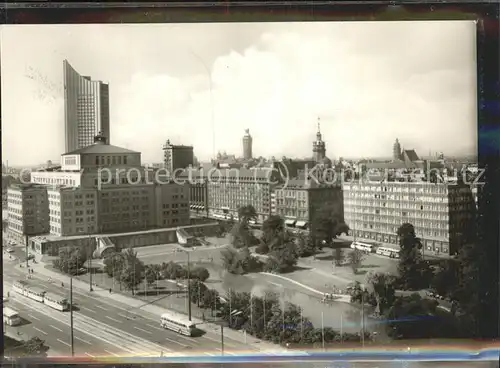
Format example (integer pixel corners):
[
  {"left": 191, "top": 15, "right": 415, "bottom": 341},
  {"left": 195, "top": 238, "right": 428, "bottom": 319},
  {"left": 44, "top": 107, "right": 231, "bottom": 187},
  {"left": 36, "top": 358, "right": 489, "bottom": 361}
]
[
  {"left": 61, "top": 282, "right": 64, "bottom": 287},
  {"left": 109, "top": 288, "right": 112, "bottom": 294},
  {"left": 7, "top": 292, "right": 10, "bottom": 298}
]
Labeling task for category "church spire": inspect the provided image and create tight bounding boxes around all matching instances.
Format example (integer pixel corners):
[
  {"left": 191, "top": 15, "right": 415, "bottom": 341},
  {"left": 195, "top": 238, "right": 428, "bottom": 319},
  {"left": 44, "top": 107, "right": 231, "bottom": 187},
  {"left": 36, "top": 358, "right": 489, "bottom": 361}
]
[{"left": 316, "top": 117, "right": 322, "bottom": 141}]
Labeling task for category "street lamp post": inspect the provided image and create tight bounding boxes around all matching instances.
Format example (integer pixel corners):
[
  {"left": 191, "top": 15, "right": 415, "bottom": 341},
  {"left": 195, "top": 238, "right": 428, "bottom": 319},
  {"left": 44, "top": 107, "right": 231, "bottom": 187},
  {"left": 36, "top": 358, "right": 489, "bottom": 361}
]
[
  {"left": 24, "top": 233, "right": 29, "bottom": 268},
  {"left": 176, "top": 248, "right": 193, "bottom": 321},
  {"left": 69, "top": 277, "right": 74, "bottom": 356},
  {"left": 220, "top": 324, "right": 224, "bottom": 355},
  {"left": 89, "top": 235, "right": 93, "bottom": 292},
  {"left": 187, "top": 251, "right": 192, "bottom": 321}
]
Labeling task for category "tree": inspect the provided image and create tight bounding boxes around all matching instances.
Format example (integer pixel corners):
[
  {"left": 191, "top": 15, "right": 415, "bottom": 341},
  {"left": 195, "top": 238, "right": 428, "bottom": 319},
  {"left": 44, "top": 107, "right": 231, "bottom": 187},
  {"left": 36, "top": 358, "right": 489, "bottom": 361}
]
[
  {"left": 366, "top": 272, "right": 396, "bottom": 316},
  {"left": 202, "top": 289, "right": 220, "bottom": 313},
  {"left": 431, "top": 259, "right": 459, "bottom": 298},
  {"left": 191, "top": 266, "right": 210, "bottom": 282},
  {"left": 295, "top": 232, "right": 315, "bottom": 257},
  {"left": 311, "top": 209, "right": 349, "bottom": 248},
  {"left": 53, "top": 246, "right": 88, "bottom": 275},
  {"left": 396, "top": 223, "right": 430, "bottom": 290},
  {"left": 334, "top": 248, "right": 345, "bottom": 266},
  {"left": 265, "top": 236, "right": 298, "bottom": 274},
  {"left": 119, "top": 248, "right": 145, "bottom": 295},
  {"left": 189, "top": 280, "right": 208, "bottom": 306},
  {"left": 237, "top": 205, "right": 257, "bottom": 224},
  {"left": 347, "top": 249, "right": 364, "bottom": 274},
  {"left": 451, "top": 241, "right": 484, "bottom": 335},
  {"left": 103, "top": 251, "right": 125, "bottom": 279},
  {"left": 261, "top": 215, "right": 285, "bottom": 247},
  {"left": 143, "top": 265, "right": 157, "bottom": 285},
  {"left": 230, "top": 221, "right": 257, "bottom": 249},
  {"left": 160, "top": 261, "right": 187, "bottom": 280},
  {"left": 23, "top": 337, "right": 49, "bottom": 357},
  {"left": 220, "top": 246, "right": 263, "bottom": 274},
  {"left": 385, "top": 294, "right": 442, "bottom": 339}
]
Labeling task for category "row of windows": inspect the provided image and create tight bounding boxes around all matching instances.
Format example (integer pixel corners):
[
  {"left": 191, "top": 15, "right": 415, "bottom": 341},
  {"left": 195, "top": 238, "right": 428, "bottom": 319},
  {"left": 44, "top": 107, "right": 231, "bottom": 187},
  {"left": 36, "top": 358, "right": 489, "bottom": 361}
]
[
  {"left": 33, "top": 176, "right": 77, "bottom": 186},
  {"left": 95, "top": 155, "right": 129, "bottom": 166},
  {"left": 345, "top": 212, "right": 450, "bottom": 220},
  {"left": 343, "top": 185, "right": 451, "bottom": 194}
]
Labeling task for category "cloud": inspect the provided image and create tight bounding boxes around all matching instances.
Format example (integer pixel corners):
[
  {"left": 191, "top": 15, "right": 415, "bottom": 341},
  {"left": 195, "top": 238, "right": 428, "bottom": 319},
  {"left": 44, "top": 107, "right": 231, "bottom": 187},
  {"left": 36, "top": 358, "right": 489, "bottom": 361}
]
[{"left": 1, "top": 21, "right": 477, "bottom": 165}]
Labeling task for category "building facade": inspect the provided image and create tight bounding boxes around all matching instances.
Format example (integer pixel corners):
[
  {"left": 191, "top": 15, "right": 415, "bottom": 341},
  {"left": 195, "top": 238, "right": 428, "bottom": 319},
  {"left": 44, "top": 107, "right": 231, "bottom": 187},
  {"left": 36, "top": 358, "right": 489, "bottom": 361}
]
[
  {"left": 14, "top": 134, "right": 190, "bottom": 241},
  {"left": 162, "top": 140, "right": 194, "bottom": 176},
  {"left": 63, "top": 60, "right": 110, "bottom": 153},
  {"left": 242, "top": 129, "right": 253, "bottom": 160},
  {"left": 47, "top": 186, "right": 98, "bottom": 236},
  {"left": 274, "top": 179, "right": 344, "bottom": 234},
  {"left": 342, "top": 181, "right": 476, "bottom": 256},
  {"left": 7, "top": 184, "right": 50, "bottom": 245},
  {"left": 206, "top": 167, "right": 277, "bottom": 223}
]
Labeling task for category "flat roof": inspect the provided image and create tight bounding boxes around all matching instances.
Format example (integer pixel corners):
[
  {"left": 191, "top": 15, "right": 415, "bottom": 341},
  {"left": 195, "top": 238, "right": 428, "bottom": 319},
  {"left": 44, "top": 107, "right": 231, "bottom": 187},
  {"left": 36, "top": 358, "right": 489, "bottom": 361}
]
[{"left": 30, "top": 222, "right": 219, "bottom": 243}]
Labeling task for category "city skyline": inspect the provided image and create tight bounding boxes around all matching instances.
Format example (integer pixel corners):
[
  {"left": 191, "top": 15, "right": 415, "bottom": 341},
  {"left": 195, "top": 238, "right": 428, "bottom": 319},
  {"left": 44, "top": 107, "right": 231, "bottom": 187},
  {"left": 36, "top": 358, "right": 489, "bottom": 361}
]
[{"left": 1, "top": 21, "right": 477, "bottom": 166}]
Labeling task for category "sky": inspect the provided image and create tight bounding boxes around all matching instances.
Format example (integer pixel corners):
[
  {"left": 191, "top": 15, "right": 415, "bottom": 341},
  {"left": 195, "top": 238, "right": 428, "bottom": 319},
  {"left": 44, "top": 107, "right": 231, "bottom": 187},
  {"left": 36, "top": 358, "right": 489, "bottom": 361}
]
[{"left": 1, "top": 21, "right": 477, "bottom": 166}]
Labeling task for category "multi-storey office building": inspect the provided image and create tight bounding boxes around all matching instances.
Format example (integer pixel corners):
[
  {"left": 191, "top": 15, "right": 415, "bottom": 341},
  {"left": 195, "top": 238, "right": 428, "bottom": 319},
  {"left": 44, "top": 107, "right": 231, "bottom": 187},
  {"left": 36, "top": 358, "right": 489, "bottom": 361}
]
[
  {"left": 206, "top": 167, "right": 279, "bottom": 223},
  {"left": 63, "top": 60, "right": 110, "bottom": 152},
  {"left": 16, "top": 134, "right": 190, "bottom": 239},
  {"left": 47, "top": 186, "right": 98, "bottom": 236},
  {"left": 274, "top": 179, "right": 344, "bottom": 235},
  {"left": 162, "top": 140, "right": 194, "bottom": 176},
  {"left": 342, "top": 181, "right": 476, "bottom": 256},
  {"left": 7, "top": 184, "right": 49, "bottom": 245},
  {"left": 175, "top": 166, "right": 209, "bottom": 216}
]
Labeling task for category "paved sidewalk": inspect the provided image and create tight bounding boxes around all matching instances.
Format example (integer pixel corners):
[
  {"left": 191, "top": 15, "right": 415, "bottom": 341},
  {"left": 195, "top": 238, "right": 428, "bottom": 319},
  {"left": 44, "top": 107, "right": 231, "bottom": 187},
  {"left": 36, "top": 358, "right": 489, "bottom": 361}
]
[{"left": 28, "top": 261, "right": 286, "bottom": 353}]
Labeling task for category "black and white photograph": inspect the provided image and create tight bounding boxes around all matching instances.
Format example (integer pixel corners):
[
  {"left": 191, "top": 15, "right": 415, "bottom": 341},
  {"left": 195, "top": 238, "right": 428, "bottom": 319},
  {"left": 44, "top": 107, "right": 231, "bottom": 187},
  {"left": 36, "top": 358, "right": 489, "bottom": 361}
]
[{"left": 1, "top": 20, "right": 496, "bottom": 364}]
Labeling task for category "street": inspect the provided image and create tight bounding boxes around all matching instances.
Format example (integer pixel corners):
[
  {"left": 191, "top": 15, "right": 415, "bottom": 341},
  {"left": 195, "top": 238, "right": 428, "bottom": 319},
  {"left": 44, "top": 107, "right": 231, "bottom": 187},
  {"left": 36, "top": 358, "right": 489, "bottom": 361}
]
[{"left": 3, "top": 252, "right": 260, "bottom": 357}]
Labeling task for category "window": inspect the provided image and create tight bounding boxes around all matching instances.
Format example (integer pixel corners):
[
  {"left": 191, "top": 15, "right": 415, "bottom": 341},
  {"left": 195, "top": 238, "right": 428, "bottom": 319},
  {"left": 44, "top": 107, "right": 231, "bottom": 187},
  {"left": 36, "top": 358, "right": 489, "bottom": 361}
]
[{"left": 123, "top": 156, "right": 128, "bottom": 165}]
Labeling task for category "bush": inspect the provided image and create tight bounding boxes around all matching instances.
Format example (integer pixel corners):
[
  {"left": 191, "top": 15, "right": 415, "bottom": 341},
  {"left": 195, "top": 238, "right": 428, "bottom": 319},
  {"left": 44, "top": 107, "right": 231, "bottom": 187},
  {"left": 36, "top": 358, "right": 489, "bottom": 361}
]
[
  {"left": 255, "top": 243, "right": 269, "bottom": 254},
  {"left": 191, "top": 266, "right": 210, "bottom": 282}
]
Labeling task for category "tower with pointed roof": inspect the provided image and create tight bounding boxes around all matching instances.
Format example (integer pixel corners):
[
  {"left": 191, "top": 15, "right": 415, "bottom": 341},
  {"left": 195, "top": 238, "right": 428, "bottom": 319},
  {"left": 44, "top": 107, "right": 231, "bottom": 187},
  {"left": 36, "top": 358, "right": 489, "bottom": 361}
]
[
  {"left": 242, "top": 129, "right": 253, "bottom": 160},
  {"left": 393, "top": 138, "right": 402, "bottom": 161},
  {"left": 312, "top": 117, "right": 326, "bottom": 162}
]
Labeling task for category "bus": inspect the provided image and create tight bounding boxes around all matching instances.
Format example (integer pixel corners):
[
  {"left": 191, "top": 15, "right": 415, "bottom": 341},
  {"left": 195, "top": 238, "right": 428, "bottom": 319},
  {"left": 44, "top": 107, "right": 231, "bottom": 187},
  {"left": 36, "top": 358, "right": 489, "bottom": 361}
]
[
  {"left": 376, "top": 246, "right": 400, "bottom": 259},
  {"left": 12, "top": 280, "right": 29, "bottom": 296},
  {"left": 160, "top": 312, "right": 196, "bottom": 336},
  {"left": 43, "top": 292, "right": 69, "bottom": 311},
  {"left": 350, "top": 241, "right": 375, "bottom": 253},
  {"left": 25, "top": 286, "right": 46, "bottom": 303},
  {"left": 3, "top": 307, "right": 22, "bottom": 326}
]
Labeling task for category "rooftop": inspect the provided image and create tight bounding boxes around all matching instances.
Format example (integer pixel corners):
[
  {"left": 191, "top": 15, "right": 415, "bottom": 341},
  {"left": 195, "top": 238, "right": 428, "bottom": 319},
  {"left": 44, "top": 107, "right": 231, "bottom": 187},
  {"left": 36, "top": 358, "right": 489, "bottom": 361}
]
[
  {"left": 276, "top": 179, "right": 339, "bottom": 190},
  {"left": 7, "top": 183, "right": 47, "bottom": 191},
  {"left": 63, "top": 143, "right": 139, "bottom": 156}
]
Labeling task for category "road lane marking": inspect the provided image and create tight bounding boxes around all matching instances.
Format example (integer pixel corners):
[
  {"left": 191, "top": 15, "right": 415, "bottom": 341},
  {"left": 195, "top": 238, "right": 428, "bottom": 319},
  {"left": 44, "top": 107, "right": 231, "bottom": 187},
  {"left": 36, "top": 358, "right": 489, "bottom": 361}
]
[
  {"left": 76, "top": 336, "right": 91, "bottom": 345},
  {"left": 79, "top": 306, "right": 95, "bottom": 313},
  {"left": 11, "top": 295, "right": 140, "bottom": 356},
  {"left": 57, "top": 338, "right": 71, "bottom": 347},
  {"left": 85, "top": 352, "right": 95, "bottom": 357},
  {"left": 95, "top": 305, "right": 109, "bottom": 311},
  {"left": 104, "top": 350, "right": 119, "bottom": 357},
  {"left": 165, "top": 336, "right": 188, "bottom": 347},
  {"left": 117, "top": 312, "right": 138, "bottom": 319},
  {"left": 50, "top": 325, "right": 63, "bottom": 332},
  {"left": 33, "top": 327, "right": 47, "bottom": 335},
  {"left": 134, "top": 326, "right": 151, "bottom": 334},
  {"left": 146, "top": 323, "right": 164, "bottom": 331},
  {"left": 203, "top": 334, "right": 237, "bottom": 347},
  {"left": 28, "top": 314, "right": 40, "bottom": 321},
  {"left": 105, "top": 316, "right": 122, "bottom": 323}
]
